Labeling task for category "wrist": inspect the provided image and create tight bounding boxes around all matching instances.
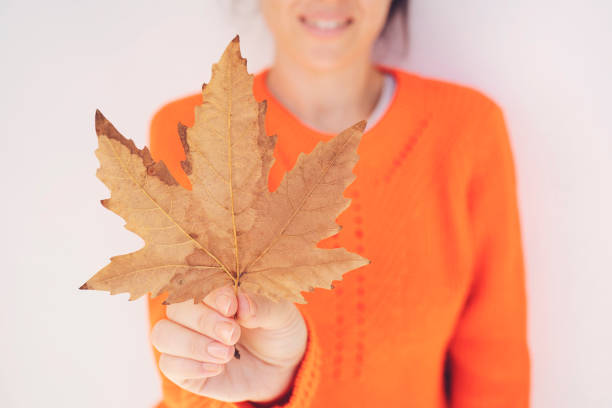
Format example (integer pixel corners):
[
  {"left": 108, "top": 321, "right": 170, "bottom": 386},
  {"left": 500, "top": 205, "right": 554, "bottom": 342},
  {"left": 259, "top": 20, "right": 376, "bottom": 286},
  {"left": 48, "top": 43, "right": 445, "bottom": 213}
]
[
  {"left": 248, "top": 363, "right": 300, "bottom": 407},
  {"left": 248, "top": 314, "right": 307, "bottom": 405}
]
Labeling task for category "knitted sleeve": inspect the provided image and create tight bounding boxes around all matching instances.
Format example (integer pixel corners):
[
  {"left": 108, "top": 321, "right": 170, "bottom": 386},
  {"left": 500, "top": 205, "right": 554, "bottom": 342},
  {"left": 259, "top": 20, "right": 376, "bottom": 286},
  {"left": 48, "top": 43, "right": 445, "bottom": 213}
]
[
  {"left": 146, "top": 103, "right": 321, "bottom": 408},
  {"left": 447, "top": 102, "right": 530, "bottom": 407}
]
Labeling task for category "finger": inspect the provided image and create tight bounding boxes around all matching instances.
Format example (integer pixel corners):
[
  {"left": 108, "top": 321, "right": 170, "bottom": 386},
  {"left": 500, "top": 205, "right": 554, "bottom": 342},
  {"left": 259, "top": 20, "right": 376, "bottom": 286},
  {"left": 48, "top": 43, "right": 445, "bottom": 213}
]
[
  {"left": 236, "top": 290, "right": 298, "bottom": 330},
  {"left": 167, "top": 299, "right": 241, "bottom": 345},
  {"left": 159, "top": 353, "right": 223, "bottom": 380},
  {"left": 151, "top": 319, "right": 235, "bottom": 363},
  {"left": 202, "top": 284, "right": 238, "bottom": 317}
]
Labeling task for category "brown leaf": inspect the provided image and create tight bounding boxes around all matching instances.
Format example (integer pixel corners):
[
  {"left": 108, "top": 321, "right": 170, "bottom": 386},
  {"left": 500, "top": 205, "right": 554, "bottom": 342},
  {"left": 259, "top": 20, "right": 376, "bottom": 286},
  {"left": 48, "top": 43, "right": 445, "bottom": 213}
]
[{"left": 80, "top": 35, "right": 369, "bottom": 304}]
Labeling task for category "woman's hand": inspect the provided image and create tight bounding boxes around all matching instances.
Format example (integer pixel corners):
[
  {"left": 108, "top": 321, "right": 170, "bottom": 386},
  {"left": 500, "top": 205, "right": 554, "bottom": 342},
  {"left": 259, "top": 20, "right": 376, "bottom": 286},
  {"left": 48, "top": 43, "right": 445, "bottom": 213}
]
[{"left": 151, "top": 285, "right": 307, "bottom": 404}]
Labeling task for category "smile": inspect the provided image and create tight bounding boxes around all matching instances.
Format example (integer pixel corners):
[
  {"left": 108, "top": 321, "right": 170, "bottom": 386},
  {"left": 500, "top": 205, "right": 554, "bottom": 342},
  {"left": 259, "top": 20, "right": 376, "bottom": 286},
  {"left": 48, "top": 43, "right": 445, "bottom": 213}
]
[{"left": 299, "top": 14, "right": 353, "bottom": 37}]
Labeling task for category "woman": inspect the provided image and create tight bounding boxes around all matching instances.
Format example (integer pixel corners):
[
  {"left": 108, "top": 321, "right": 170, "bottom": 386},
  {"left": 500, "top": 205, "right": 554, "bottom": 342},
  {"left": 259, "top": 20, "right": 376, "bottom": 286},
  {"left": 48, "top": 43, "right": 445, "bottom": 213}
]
[{"left": 146, "top": 0, "right": 530, "bottom": 407}]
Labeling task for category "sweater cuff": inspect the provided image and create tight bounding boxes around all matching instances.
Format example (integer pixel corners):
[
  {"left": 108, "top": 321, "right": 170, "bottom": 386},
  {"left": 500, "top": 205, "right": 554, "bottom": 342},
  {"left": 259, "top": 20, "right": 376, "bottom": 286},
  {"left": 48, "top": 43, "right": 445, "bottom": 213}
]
[{"left": 237, "top": 310, "right": 321, "bottom": 408}]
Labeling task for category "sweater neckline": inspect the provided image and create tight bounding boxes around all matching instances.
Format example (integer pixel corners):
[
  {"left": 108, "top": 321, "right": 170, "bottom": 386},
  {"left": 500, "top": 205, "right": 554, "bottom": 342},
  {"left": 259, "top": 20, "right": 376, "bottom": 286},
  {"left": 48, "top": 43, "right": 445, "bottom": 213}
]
[
  {"left": 257, "top": 64, "right": 401, "bottom": 138},
  {"left": 366, "top": 70, "right": 397, "bottom": 131},
  {"left": 254, "top": 65, "right": 427, "bottom": 173}
]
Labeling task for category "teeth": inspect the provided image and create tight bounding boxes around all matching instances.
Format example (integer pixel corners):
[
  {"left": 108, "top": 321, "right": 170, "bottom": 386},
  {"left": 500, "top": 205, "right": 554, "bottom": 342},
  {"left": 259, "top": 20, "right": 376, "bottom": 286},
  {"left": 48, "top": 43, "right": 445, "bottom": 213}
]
[{"left": 305, "top": 18, "right": 347, "bottom": 30}]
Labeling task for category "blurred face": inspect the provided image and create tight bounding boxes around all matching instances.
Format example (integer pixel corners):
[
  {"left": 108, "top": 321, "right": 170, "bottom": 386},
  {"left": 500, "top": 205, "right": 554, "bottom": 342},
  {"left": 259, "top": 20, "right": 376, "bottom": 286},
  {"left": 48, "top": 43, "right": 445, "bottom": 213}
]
[{"left": 259, "top": 0, "right": 392, "bottom": 71}]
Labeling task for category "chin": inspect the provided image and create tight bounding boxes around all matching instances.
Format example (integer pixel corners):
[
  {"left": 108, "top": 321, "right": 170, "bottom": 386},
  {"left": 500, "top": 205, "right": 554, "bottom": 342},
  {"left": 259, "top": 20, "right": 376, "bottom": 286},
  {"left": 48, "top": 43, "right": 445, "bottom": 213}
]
[
  {"left": 300, "top": 54, "right": 343, "bottom": 72},
  {"left": 292, "top": 39, "right": 358, "bottom": 72}
]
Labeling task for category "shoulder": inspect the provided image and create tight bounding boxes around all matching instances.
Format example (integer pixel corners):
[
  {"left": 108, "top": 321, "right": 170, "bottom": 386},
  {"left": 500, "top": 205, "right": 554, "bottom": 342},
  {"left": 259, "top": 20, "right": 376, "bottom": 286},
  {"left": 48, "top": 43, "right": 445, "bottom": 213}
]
[
  {"left": 391, "top": 67, "right": 504, "bottom": 127},
  {"left": 149, "top": 68, "right": 267, "bottom": 129},
  {"left": 147, "top": 92, "right": 201, "bottom": 168},
  {"left": 391, "top": 68, "right": 509, "bottom": 158},
  {"left": 385, "top": 68, "right": 512, "bottom": 177},
  {"left": 149, "top": 92, "right": 202, "bottom": 132}
]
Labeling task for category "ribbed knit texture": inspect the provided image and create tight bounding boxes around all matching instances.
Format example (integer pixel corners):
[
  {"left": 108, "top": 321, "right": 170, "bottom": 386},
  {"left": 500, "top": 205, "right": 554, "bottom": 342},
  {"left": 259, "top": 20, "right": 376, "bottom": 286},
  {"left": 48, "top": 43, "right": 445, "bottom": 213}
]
[{"left": 146, "top": 65, "right": 530, "bottom": 407}]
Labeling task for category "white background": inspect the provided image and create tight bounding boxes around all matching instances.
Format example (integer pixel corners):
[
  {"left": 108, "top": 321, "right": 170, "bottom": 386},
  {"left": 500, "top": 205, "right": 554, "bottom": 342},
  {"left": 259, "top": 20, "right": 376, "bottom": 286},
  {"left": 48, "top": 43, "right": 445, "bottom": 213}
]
[{"left": 1, "top": 1, "right": 610, "bottom": 407}]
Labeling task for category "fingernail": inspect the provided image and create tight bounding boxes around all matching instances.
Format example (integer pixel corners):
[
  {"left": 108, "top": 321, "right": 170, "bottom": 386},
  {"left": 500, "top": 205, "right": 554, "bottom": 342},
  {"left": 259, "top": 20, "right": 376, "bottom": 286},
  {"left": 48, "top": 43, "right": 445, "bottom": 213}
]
[
  {"left": 216, "top": 294, "right": 232, "bottom": 315},
  {"left": 238, "top": 292, "right": 255, "bottom": 318},
  {"left": 207, "top": 342, "right": 231, "bottom": 360},
  {"left": 202, "top": 362, "right": 222, "bottom": 373},
  {"left": 216, "top": 321, "right": 236, "bottom": 343}
]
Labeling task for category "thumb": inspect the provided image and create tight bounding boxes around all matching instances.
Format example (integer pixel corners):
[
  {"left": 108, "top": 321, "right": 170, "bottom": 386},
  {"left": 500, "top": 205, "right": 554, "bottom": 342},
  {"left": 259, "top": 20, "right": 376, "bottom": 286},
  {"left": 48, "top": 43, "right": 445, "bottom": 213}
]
[{"left": 236, "top": 290, "right": 299, "bottom": 330}]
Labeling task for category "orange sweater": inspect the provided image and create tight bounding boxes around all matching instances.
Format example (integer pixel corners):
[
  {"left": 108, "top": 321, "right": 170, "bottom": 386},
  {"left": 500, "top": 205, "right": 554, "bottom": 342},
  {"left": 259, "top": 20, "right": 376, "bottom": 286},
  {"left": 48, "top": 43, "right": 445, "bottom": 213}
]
[{"left": 146, "top": 66, "right": 530, "bottom": 407}]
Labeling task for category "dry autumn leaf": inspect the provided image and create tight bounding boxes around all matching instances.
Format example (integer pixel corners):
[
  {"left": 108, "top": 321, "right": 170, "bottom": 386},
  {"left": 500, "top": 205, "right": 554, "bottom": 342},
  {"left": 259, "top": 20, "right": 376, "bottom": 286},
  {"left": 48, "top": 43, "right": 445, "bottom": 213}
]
[{"left": 79, "top": 35, "right": 369, "bottom": 305}]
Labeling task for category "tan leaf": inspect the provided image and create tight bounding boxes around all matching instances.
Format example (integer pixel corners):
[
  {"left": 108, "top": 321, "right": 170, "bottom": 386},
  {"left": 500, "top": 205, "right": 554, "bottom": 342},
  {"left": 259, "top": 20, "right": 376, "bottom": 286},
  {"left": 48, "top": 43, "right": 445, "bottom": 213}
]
[{"left": 80, "top": 35, "right": 369, "bottom": 304}]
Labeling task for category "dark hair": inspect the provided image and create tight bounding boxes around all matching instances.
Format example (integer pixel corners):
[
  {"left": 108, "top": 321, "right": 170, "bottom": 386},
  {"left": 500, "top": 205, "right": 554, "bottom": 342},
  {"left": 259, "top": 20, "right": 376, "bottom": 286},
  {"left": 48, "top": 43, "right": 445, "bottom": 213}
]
[{"left": 379, "top": 0, "right": 410, "bottom": 54}]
